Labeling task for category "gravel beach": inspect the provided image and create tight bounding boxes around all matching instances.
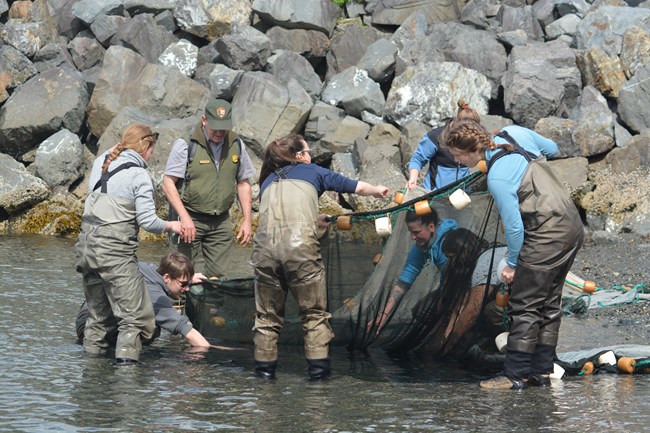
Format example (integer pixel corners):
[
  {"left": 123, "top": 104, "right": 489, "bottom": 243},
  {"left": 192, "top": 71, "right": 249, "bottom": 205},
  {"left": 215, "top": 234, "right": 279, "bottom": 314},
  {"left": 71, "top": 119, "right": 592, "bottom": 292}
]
[{"left": 558, "top": 232, "right": 650, "bottom": 352}]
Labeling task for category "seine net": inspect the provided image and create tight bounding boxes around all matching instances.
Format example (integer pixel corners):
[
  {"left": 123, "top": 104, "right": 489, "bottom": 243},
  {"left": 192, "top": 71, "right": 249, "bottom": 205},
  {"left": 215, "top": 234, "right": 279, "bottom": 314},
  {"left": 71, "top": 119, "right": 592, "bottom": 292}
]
[{"left": 186, "top": 171, "right": 509, "bottom": 359}]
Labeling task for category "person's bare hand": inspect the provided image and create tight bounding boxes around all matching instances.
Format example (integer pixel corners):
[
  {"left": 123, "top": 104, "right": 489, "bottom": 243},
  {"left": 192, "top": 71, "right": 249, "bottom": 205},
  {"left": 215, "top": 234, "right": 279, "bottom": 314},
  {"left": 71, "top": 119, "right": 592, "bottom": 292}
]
[
  {"left": 180, "top": 216, "right": 196, "bottom": 243},
  {"left": 237, "top": 221, "right": 252, "bottom": 246},
  {"left": 501, "top": 265, "right": 515, "bottom": 285}
]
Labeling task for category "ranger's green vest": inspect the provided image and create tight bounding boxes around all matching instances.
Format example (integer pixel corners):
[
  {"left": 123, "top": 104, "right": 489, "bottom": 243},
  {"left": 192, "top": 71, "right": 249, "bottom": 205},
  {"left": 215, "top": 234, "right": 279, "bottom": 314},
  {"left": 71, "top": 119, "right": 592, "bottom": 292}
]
[{"left": 180, "top": 124, "right": 241, "bottom": 216}]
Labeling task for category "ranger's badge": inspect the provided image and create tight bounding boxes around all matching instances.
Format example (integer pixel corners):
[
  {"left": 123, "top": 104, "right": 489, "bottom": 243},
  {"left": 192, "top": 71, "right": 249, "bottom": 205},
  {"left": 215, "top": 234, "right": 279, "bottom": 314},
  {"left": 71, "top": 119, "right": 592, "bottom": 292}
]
[{"left": 232, "top": 154, "right": 239, "bottom": 163}]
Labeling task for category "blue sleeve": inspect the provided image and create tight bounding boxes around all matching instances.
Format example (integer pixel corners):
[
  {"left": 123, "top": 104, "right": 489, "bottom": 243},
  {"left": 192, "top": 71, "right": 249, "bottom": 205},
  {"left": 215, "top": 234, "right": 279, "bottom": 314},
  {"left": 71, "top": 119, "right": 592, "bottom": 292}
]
[
  {"left": 431, "top": 219, "right": 459, "bottom": 269},
  {"left": 488, "top": 176, "right": 524, "bottom": 268},
  {"left": 408, "top": 134, "right": 437, "bottom": 172},
  {"left": 398, "top": 245, "right": 427, "bottom": 288},
  {"left": 528, "top": 129, "right": 558, "bottom": 158},
  {"left": 313, "top": 164, "right": 358, "bottom": 195}
]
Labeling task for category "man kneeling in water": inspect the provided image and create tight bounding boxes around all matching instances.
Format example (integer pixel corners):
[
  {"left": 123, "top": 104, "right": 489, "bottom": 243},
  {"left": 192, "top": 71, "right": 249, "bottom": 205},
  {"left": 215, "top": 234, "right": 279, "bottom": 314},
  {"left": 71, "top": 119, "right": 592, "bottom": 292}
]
[{"left": 76, "top": 252, "right": 210, "bottom": 352}]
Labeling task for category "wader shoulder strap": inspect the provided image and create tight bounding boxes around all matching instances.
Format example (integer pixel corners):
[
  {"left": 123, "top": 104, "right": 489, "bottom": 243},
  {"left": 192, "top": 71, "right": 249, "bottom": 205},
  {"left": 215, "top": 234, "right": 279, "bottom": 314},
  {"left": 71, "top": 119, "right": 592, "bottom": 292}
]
[
  {"left": 93, "top": 161, "right": 139, "bottom": 193},
  {"left": 273, "top": 164, "right": 297, "bottom": 181},
  {"left": 487, "top": 130, "right": 537, "bottom": 172}
]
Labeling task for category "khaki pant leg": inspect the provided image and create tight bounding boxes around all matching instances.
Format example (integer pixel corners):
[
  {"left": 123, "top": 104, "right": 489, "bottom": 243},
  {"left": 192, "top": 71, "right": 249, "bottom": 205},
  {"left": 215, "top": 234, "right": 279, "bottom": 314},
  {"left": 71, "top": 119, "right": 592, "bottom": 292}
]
[
  {"left": 200, "top": 214, "right": 233, "bottom": 280},
  {"left": 252, "top": 255, "right": 286, "bottom": 362},
  {"left": 102, "top": 261, "right": 155, "bottom": 361},
  {"left": 83, "top": 272, "right": 117, "bottom": 355},
  {"left": 286, "top": 266, "right": 333, "bottom": 361}
]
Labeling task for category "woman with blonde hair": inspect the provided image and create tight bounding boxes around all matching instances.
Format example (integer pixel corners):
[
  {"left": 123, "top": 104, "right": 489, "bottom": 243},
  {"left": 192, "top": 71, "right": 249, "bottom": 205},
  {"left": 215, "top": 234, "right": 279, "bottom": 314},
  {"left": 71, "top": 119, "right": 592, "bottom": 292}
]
[
  {"left": 75, "top": 123, "right": 181, "bottom": 365},
  {"left": 405, "top": 99, "right": 480, "bottom": 191},
  {"left": 252, "top": 133, "right": 388, "bottom": 380}
]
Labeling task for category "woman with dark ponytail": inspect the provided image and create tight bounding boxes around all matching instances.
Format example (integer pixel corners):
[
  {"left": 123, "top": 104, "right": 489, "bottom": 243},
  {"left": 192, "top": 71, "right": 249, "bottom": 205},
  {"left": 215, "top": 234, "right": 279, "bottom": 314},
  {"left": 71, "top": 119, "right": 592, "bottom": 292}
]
[
  {"left": 252, "top": 133, "right": 388, "bottom": 380},
  {"left": 75, "top": 123, "right": 181, "bottom": 365}
]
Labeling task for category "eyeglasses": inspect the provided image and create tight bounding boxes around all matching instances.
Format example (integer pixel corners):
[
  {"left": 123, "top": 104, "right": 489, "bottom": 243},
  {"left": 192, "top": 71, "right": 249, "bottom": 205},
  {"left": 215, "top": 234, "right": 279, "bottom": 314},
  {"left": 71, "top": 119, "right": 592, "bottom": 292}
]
[
  {"left": 297, "top": 149, "right": 312, "bottom": 155},
  {"left": 177, "top": 279, "right": 191, "bottom": 288}
]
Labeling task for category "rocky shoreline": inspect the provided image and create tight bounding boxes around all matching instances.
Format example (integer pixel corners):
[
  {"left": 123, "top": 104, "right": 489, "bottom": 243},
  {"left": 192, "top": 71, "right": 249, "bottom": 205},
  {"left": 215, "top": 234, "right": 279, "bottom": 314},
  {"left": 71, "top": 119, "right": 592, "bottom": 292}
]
[{"left": 0, "top": 0, "right": 649, "bottom": 240}]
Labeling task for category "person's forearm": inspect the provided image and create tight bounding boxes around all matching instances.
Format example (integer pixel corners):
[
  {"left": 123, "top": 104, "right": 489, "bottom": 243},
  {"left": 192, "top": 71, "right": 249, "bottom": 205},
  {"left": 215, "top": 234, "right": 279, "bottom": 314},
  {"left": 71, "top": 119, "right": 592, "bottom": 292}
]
[
  {"left": 355, "top": 181, "right": 387, "bottom": 198},
  {"left": 185, "top": 328, "right": 210, "bottom": 347},
  {"left": 162, "top": 176, "right": 191, "bottom": 221},
  {"left": 381, "top": 285, "right": 406, "bottom": 317},
  {"left": 236, "top": 180, "right": 253, "bottom": 223}
]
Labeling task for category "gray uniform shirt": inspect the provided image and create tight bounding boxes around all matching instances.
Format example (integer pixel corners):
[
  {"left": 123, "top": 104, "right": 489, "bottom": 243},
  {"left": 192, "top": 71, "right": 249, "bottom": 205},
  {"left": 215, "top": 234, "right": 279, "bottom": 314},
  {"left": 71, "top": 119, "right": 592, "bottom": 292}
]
[{"left": 164, "top": 129, "right": 256, "bottom": 181}]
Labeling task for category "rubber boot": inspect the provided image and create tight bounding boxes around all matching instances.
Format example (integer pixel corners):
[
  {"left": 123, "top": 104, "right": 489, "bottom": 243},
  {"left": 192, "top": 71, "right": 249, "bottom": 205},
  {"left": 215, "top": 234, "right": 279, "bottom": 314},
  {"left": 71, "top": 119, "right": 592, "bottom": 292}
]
[
  {"left": 254, "top": 360, "right": 277, "bottom": 380},
  {"left": 307, "top": 358, "right": 331, "bottom": 380}
]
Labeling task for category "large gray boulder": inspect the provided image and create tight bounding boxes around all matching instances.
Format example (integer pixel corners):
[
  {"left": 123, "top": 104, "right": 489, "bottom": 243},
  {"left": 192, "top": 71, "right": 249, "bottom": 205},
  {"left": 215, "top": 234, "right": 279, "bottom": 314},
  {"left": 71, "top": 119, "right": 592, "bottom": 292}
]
[
  {"left": 216, "top": 25, "right": 272, "bottom": 72},
  {"left": 87, "top": 46, "right": 209, "bottom": 137},
  {"left": 385, "top": 61, "right": 491, "bottom": 128},
  {"left": 575, "top": 6, "right": 650, "bottom": 57},
  {"left": 110, "top": 13, "right": 178, "bottom": 63},
  {"left": 266, "top": 50, "right": 323, "bottom": 101},
  {"left": 502, "top": 40, "right": 581, "bottom": 128},
  {"left": 0, "top": 45, "right": 38, "bottom": 90},
  {"left": 325, "top": 21, "right": 386, "bottom": 80},
  {"left": 370, "top": 0, "right": 463, "bottom": 26},
  {"left": 0, "top": 154, "right": 50, "bottom": 218},
  {"left": 34, "top": 129, "right": 84, "bottom": 190},
  {"left": 421, "top": 22, "right": 507, "bottom": 99},
  {"left": 321, "top": 67, "right": 385, "bottom": 118},
  {"left": 158, "top": 39, "right": 199, "bottom": 77},
  {"left": 71, "top": 0, "right": 124, "bottom": 26},
  {"left": 618, "top": 63, "right": 650, "bottom": 134},
  {"left": 232, "top": 71, "right": 314, "bottom": 156},
  {"left": 265, "top": 27, "right": 330, "bottom": 65},
  {"left": 173, "top": 0, "right": 252, "bottom": 40},
  {"left": 0, "top": 67, "right": 89, "bottom": 158},
  {"left": 252, "top": 0, "right": 342, "bottom": 36}
]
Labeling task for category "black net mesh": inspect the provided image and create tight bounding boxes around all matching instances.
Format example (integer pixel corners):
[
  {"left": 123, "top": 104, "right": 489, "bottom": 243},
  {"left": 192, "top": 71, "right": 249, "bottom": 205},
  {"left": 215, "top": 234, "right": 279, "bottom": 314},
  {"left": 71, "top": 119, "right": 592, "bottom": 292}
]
[{"left": 186, "top": 172, "right": 510, "bottom": 359}]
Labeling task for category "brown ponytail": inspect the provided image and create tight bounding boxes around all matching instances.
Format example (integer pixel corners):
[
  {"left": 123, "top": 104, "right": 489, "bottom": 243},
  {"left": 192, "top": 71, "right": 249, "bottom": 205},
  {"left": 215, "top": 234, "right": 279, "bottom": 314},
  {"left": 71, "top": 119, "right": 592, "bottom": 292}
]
[{"left": 456, "top": 99, "right": 481, "bottom": 123}]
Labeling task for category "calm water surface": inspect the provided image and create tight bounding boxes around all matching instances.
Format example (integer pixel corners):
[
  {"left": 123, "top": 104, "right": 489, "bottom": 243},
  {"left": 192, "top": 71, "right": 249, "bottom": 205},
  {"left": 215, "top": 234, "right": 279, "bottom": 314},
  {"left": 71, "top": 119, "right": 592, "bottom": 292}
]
[{"left": 1, "top": 235, "right": 649, "bottom": 432}]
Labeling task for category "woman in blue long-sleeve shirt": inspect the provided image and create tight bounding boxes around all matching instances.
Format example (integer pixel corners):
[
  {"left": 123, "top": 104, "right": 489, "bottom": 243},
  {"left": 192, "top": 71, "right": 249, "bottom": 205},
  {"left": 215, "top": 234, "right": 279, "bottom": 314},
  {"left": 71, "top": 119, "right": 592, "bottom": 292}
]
[
  {"left": 405, "top": 100, "right": 479, "bottom": 191},
  {"left": 442, "top": 120, "right": 584, "bottom": 390}
]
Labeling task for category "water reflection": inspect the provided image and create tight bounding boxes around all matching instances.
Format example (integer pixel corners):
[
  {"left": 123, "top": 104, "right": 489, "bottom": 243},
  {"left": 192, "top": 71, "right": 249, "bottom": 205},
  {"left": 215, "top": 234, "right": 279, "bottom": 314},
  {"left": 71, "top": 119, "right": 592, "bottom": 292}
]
[{"left": 1, "top": 235, "right": 650, "bottom": 432}]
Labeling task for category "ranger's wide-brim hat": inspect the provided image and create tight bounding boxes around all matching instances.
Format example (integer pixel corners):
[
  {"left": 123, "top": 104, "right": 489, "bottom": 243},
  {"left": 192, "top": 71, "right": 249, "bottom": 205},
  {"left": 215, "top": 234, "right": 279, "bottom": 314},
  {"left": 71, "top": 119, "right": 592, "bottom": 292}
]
[{"left": 205, "top": 99, "right": 233, "bottom": 130}]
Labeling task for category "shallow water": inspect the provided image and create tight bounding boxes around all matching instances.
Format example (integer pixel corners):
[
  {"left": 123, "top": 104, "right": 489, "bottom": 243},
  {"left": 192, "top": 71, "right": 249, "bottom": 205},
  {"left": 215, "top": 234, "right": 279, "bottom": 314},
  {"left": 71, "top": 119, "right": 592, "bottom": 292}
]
[{"left": 1, "top": 235, "right": 649, "bottom": 433}]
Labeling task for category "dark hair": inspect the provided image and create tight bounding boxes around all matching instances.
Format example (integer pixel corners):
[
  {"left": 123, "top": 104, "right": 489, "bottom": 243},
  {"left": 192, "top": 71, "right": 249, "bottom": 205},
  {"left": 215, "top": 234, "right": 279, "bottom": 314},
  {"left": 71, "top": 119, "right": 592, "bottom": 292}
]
[
  {"left": 405, "top": 208, "right": 439, "bottom": 228},
  {"left": 259, "top": 134, "right": 307, "bottom": 184},
  {"left": 441, "top": 228, "right": 487, "bottom": 266},
  {"left": 156, "top": 252, "right": 194, "bottom": 279}
]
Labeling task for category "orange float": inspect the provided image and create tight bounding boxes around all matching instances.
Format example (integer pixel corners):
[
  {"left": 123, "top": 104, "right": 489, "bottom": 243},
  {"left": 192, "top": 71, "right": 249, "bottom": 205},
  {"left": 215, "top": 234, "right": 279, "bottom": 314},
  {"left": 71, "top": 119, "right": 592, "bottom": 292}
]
[
  {"left": 393, "top": 191, "right": 405, "bottom": 204},
  {"left": 372, "top": 253, "right": 382, "bottom": 266},
  {"left": 618, "top": 357, "right": 636, "bottom": 374},
  {"left": 583, "top": 280, "right": 596, "bottom": 294},
  {"left": 477, "top": 160, "right": 487, "bottom": 173},
  {"left": 336, "top": 215, "right": 352, "bottom": 230},
  {"left": 496, "top": 292, "right": 509, "bottom": 308},
  {"left": 414, "top": 200, "right": 432, "bottom": 216},
  {"left": 581, "top": 361, "right": 594, "bottom": 375}
]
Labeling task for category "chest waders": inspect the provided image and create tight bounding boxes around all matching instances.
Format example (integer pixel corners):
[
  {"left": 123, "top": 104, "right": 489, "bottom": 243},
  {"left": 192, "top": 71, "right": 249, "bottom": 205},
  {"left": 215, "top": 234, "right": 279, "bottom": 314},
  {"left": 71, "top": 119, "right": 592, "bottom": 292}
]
[
  {"left": 489, "top": 130, "right": 584, "bottom": 379},
  {"left": 251, "top": 166, "right": 333, "bottom": 379},
  {"left": 75, "top": 159, "right": 156, "bottom": 362}
]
